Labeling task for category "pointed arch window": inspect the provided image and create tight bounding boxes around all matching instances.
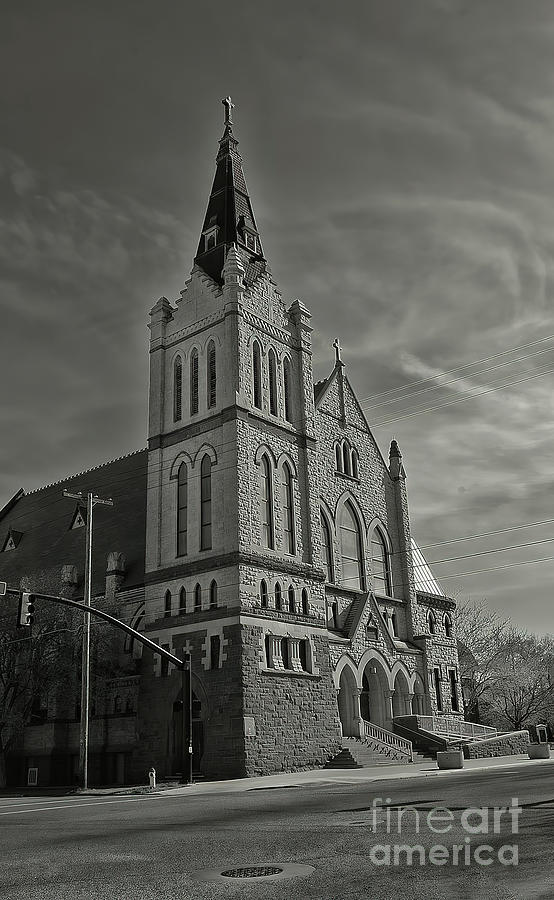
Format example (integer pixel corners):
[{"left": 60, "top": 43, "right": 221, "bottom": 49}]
[
  {"left": 190, "top": 349, "right": 199, "bottom": 415},
  {"left": 194, "top": 583, "right": 202, "bottom": 612},
  {"left": 321, "top": 512, "right": 334, "bottom": 583},
  {"left": 260, "top": 579, "right": 268, "bottom": 608},
  {"left": 268, "top": 349, "right": 277, "bottom": 416},
  {"left": 200, "top": 455, "right": 212, "bottom": 551},
  {"left": 283, "top": 358, "right": 292, "bottom": 422},
  {"left": 209, "top": 580, "right": 218, "bottom": 609},
  {"left": 282, "top": 463, "right": 295, "bottom": 555},
  {"left": 428, "top": 610, "right": 436, "bottom": 635},
  {"left": 288, "top": 585, "right": 296, "bottom": 614},
  {"left": 371, "top": 528, "right": 392, "bottom": 596},
  {"left": 275, "top": 582, "right": 282, "bottom": 611},
  {"left": 259, "top": 454, "right": 274, "bottom": 549},
  {"left": 335, "top": 444, "right": 342, "bottom": 473},
  {"left": 253, "top": 342, "right": 262, "bottom": 409},
  {"left": 301, "top": 588, "right": 309, "bottom": 615},
  {"left": 177, "top": 463, "right": 188, "bottom": 557},
  {"left": 179, "top": 587, "right": 186, "bottom": 615},
  {"left": 444, "top": 614, "right": 453, "bottom": 638},
  {"left": 351, "top": 449, "right": 359, "bottom": 480},
  {"left": 173, "top": 357, "right": 182, "bottom": 422},
  {"left": 340, "top": 501, "right": 364, "bottom": 590},
  {"left": 164, "top": 590, "right": 172, "bottom": 618},
  {"left": 207, "top": 340, "right": 216, "bottom": 409}
]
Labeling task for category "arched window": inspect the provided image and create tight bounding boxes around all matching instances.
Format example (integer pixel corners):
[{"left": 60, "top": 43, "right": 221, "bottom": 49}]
[
  {"left": 260, "top": 579, "right": 268, "bottom": 608},
  {"left": 444, "top": 614, "right": 453, "bottom": 638},
  {"left": 352, "top": 449, "right": 359, "bottom": 479},
  {"left": 209, "top": 580, "right": 218, "bottom": 609},
  {"left": 200, "top": 455, "right": 212, "bottom": 550},
  {"left": 177, "top": 463, "right": 187, "bottom": 556},
  {"left": 194, "top": 583, "right": 202, "bottom": 612},
  {"left": 275, "top": 582, "right": 282, "bottom": 610},
  {"left": 342, "top": 442, "right": 351, "bottom": 476},
  {"left": 340, "top": 501, "right": 364, "bottom": 590},
  {"left": 173, "top": 357, "right": 182, "bottom": 422},
  {"left": 283, "top": 358, "right": 292, "bottom": 422},
  {"left": 259, "top": 454, "right": 274, "bottom": 549},
  {"left": 301, "top": 588, "right": 309, "bottom": 615},
  {"left": 288, "top": 585, "right": 296, "bottom": 613},
  {"left": 282, "top": 463, "right": 295, "bottom": 554},
  {"left": 207, "top": 340, "right": 216, "bottom": 409},
  {"left": 253, "top": 341, "right": 262, "bottom": 409},
  {"left": 428, "top": 610, "right": 436, "bottom": 635},
  {"left": 335, "top": 444, "right": 342, "bottom": 472},
  {"left": 190, "top": 349, "right": 199, "bottom": 415},
  {"left": 268, "top": 349, "right": 277, "bottom": 416},
  {"left": 371, "top": 528, "right": 392, "bottom": 596},
  {"left": 321, "top": 512, "right": 334, "bottom": 583},
  {"left": 164, "top": 590, "right": 172, "bottom": 618},
  {"left": 179, "top": 587, "right": 186, "bottom": 615}
]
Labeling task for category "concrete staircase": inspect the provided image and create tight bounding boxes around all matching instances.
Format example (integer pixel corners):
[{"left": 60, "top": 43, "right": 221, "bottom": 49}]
[{"left": 325, "top": 738, "right": 407, "bottom": 769}]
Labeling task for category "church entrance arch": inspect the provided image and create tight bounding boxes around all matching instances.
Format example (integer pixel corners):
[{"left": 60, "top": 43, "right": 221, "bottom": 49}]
[
  {"left": 360, "top": 658, "right": 391, "bottom": 729},
  {"left": 392, "top": 668, "right": 411, "bottom": 717},
  {"left": 337, "top": 665, "right": 360, "bottom": 737},
  {"left": 412, "top": 673, "right": 427, "bottom": 715},
  {"left": 171, "top": 689, "right": 204, "bottom": 775}
]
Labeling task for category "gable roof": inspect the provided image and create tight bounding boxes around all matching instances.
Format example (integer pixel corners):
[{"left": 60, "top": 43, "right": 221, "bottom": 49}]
[
  {"left": 0, "top": 450, "right": 147, "bottom": 596},
  {"left": 411, "top": 538, "right": 445, "bottom": 597}
]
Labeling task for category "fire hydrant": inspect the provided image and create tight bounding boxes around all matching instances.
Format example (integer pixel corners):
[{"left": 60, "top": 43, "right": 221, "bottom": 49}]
[{"left": 148, "top": 767, "right": 156, "bottom": 789}]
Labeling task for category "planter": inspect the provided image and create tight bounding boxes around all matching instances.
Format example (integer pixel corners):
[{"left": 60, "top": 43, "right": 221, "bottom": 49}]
[
  {"left": 436, "top": 750, "right": 464, "bottom": 770},
  {"left": 527, "top": 743, "right": 551, "bottom": 760}
]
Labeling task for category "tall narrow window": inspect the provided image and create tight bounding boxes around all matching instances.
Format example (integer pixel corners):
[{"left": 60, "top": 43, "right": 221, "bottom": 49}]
[
  {"left": 268, "top": 349, "right": 277, "bottom": 415},
  {"left": 275, "top": 582, "right": 282, "bottom": 611},
  {"left": 352, "top": 450, "right": 359, "bottom": 479},
  {"left": 164, "top": 590, "right": 172, "bottom": 618},
  {"left": 194, "top": 583, "right": 202, "bottom": 612},
  {"left": 259, "top": 454, "right": 274, "bottom": 549},
  {"left": 321, "top": 512, "right": 334, "bottom": 583},
  {"left": 209, "top": 580, "right": 218, "bottom": 609},
  {"left": 371, "top": 528, "right": 392, "bottom": 596},
  {"left": 177, "top": 463, "right": 188, "bottom": 556},
  {"left": 335, "top": 444, "right": 342, "bottom": 472},
  {"left": 282, "top": 463, "right": 295, "bottom": 554},
  {"left": 253, "top": 341, "right": 262, "bottom": 409},
  {"left": 449, "top": 669, "right": 459, "bottom": 711},
  {"left": 428, "top": 611, "right": 436, "bottom": 635},
  {"left": 173, "top": 357, "right": 182, "bottom": 422},
  {"left": 340, "top": 501, "right": 364, "bottom": 590},
  {"left": 200, "top": 455, "right": 212, "bottom": 550},
  {"left": 260, "top": 579, "right": 268, "bottom": 608},
  {"left": 444, "top": 614, "right": 453, "bottom": 638},
  {"left": 342, "top": 442, "right": 351, "bottom": 476},
  {"left": 288, "top": 585, "right": 296, "bottom": 613},
  {"left": 210, "top": 635, "right": 221, "bottom": 670},
  {"left": 190, "top": 349, "right": 199, "bottom": 415},
  {"left": 283, "top": 358, "right": 292, "bottom": 422},
  {"left": 207, "top": 340, "right": 216, "bottom": 409},
  {"left": 179, "top": 587, "right": 186, "bottom": 615},
  {"left": 301, "top": 588, "right": 309, "bottom": 615},
  {"left": 434, "top": 667, "right": 443, "bottom": 711}
]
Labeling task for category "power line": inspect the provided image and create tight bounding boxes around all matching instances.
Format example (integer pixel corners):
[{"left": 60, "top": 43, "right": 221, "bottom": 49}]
[
  {"left": 418, "top": 517, "right": 554, "bottom": 550},
  {"left": 413, "top": 536, "right": 554, "bottom": 569},
  {"left": 370, "top": 364, "right": 554, "bottom": 427},
  {"left": 359, "top": 331, "right": 554, "bottom": 404}
]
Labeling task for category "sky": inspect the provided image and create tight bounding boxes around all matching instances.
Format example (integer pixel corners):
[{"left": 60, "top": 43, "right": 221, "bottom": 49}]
[{"left": 1, "top": 0, "right": 554, "bottom": 635}]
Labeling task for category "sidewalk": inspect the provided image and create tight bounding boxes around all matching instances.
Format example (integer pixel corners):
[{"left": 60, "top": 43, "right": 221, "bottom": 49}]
[{"left": 160, "top": 752, "right": 554, "bottom": 797}]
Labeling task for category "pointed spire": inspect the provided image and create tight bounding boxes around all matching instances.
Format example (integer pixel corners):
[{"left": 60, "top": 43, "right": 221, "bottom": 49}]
[
  {"left": 389, "top": 440, "right": 406, "bottom": 480},
  {"left": 194, "top": 98, "right": 267, "bottom": 286}
]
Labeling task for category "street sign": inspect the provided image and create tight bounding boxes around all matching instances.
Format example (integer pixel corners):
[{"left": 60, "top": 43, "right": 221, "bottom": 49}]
[{"left": 0, "top": 582, "right": 6, "bottom": 596}]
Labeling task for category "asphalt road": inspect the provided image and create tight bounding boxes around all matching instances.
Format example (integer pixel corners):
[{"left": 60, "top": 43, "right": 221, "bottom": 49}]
[{"left": 1, "top": 765, "right": 553, "bottom": 900}]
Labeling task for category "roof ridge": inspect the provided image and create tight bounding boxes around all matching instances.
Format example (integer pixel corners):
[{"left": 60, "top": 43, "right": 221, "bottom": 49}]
[{"left": 25, "top": 448, "right": 148, "bottom": 495}]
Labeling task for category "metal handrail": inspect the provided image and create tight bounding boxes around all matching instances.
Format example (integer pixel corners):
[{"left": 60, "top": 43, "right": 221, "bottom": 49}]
[{"left": 414, "top": 715, "right": 496, "bottom": 740}]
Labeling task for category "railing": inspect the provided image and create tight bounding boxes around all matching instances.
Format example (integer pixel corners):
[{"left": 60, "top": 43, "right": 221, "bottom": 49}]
[
  {"left": 362, "top": 720, "right": 413, "bottom": 761},
  {"left": 414, "top": 715, "right": 496, "bottom": 740}
]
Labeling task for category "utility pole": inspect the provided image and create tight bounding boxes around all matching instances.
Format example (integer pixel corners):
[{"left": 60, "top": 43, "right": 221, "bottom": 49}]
[{"left": 63, "top": 489, "right": 113, "bottom": 790}]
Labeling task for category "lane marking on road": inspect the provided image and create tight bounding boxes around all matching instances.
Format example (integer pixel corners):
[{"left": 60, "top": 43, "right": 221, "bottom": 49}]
[{"left": 0, "top": 794, "right": 188, "bottom": 817}]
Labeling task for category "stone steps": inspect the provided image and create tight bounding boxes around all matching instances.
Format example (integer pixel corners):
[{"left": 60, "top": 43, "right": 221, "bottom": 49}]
[{"left": 325, "top": 737, "right": 413, "bottom": 769}]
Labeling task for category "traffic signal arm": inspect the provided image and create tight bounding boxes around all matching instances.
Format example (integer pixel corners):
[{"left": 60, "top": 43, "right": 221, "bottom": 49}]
[{"left": 17, "top": 592, "right": 36, "bottom": 627}]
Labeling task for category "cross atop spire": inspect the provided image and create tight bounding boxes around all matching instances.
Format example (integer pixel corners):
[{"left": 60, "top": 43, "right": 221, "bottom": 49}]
[
  {"left": 333, "top": 338, "right": 343, "bottom": 365},
  {"left": 222, "top": 95, "right": 235, "bottom": 126}
]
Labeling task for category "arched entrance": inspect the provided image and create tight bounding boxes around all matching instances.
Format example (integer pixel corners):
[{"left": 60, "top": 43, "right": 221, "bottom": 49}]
[
  {"left": 337, "top": 665, "right": 360, "bottom": 737},
  {"left": 172, "top": 690, "right": 204, "bottom": 774},
  {"left": 412, "top": 673, "right": 427, "bottom": 715},
  {"left": 360, "top": 659, "right": 391, "bottom": 729},
  {"left": 392, "top": 669, "right": 411, "bottom": 717}
]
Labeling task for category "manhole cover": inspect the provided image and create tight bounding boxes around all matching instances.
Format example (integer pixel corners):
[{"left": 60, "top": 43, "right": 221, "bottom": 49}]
[
  {"left": 191, "top": 862, "right": 315, "bottom": 883},
  {"left": 221, "top": 866, "right": 283, "bottom": 878}
]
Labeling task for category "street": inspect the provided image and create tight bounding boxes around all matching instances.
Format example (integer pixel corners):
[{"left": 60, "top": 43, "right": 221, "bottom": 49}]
[{"left": 1, "top": 763, "right": 553, "bottom": 899}]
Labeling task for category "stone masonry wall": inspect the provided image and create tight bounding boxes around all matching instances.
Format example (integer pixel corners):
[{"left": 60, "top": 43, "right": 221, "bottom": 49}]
[{"left": 463, "top": 731, "right": 530, "bottom": 759}]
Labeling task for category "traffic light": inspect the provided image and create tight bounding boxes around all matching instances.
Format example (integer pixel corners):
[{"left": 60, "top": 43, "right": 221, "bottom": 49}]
[{"left": 17, "top": 592, "right": 36, "bottom": 627}]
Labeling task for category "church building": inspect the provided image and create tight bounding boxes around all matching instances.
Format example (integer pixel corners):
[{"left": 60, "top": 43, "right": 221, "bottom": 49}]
[{"left": 0, "top": 101, "right": 462, "bottom": 786}]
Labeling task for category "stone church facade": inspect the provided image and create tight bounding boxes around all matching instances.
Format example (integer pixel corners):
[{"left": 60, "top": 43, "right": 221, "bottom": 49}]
[{"left": 0, "top": 105, "right": 462, "bottom": 786}]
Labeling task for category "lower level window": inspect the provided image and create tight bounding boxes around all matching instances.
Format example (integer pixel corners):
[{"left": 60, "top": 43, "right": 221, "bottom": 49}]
[{"left": 265, "top": 634, "right": 311, "bottom": 672}]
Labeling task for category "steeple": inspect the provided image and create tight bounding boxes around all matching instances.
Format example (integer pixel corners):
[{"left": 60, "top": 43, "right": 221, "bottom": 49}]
[{"left": 194, "top": 98, "right": 267, "bottom": 286}]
